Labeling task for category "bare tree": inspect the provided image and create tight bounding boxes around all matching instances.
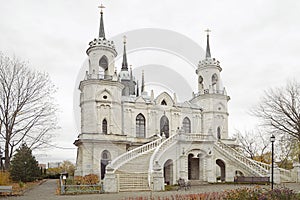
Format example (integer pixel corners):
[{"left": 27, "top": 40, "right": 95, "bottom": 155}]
[
  {"left": 235, "top": 129, "right": 270, "bottom": 162},
  {"left": 0, "top": 53, "right": 58, "bottom": 170},
  {"left": 252, "top": 81, "right": 300, "bottom": 162}
]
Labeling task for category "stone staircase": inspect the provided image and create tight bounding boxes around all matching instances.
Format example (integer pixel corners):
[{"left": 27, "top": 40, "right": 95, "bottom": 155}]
[
  {"left": 116, "top": 151, "right": 154, "bottom": 191},
  {"left": 105, "top": 135, "right": 162, "bottom": 192}
]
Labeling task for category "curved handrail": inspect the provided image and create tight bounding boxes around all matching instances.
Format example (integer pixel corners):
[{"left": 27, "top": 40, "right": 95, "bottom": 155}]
[
  {"left": 108, "top": 135, "right": 162, "bottom": 173},
  {"left": 215, "top": 141, "right": 270, "bottom": 176},
  {"left": 148, "top": 133, "right": 179, "bottom": 186}
]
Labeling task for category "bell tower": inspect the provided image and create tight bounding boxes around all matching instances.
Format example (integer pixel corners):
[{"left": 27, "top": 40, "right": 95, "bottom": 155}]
[
  {"left": 193, "top": 30, "right": 230, "bottom": 140},
  {"left": 86, "top": 4, "right": 117, "bottom": 79}
]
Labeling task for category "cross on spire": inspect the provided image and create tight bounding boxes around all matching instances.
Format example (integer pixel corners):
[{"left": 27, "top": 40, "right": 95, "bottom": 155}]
[
  {"left": 205, "top": 29, "right": 211, "bottom": 36},
  {"left": 98, "top": 3, "right": 105, "bottom": 13}
]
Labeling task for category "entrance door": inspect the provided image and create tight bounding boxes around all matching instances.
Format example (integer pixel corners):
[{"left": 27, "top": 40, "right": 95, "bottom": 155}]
[
  {"left": 160, "top": 116, "right": 169, "bottom": 138},
  {"left": 188, "top": 154, "right": 199, "bottom": 180}
]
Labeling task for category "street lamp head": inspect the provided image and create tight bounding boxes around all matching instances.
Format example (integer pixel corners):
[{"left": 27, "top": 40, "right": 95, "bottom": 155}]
[{"left": 270, "top": 134, "right": 275, "bottom": 142}]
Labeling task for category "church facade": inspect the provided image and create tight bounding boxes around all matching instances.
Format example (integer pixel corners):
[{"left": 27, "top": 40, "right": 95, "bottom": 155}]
[{"left": 74, "top": 6, "right": 293, "bottom": 192}]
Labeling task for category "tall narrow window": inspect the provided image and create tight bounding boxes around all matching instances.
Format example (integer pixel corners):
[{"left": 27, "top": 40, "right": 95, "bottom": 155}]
[
  {"left": 217, "top": 127, "right": 221, "bottom": 139},
  {"left": 160, "top": 116, "right": 169, "bottom": 138},
  {"left": 136, "top": 114, "right": 145, "bottom": 138},
  {"left": 183, "top": 117, "right": 191, "bottom": 133},
  {"left": 102, "top": 119, "right": 107, "bottom": 134}
]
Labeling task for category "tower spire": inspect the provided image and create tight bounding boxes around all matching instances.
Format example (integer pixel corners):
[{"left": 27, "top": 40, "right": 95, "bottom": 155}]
[
  {"left": 205, "top": 29, "right": 211, "bottom": 58},
  {"left": 98, "top": 4, "right": 106, "bottom": 39},
  {"left": 121, "top": 36, "right": 128, "bottom": 70},
  {"left": 141, "top": 70, "right": 145, "bottom": 93},
  {"left": 136, "top": 80, "right": 139, "bottom": 97}
]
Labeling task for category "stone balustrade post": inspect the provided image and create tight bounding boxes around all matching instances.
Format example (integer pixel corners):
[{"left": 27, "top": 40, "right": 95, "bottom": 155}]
[
  {"left": 293, "top": 162, "right": 300, "bottom": 183},
  {"left": 152, "top": 161, "right": 165, "bottom": 191}
]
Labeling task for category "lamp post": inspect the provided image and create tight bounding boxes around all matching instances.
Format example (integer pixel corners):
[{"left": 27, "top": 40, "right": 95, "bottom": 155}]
[{"left": 270, "top": 134, "right": 275, "bottom": 190}]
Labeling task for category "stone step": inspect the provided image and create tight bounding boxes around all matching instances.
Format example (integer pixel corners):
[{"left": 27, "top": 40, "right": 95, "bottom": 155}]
[{"left": 118, "top": 173, "right": 150, "bottom": 192}]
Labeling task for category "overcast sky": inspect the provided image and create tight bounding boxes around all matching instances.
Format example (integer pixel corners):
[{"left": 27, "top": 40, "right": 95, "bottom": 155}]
[{"left": 1, "top": 0, "right": 300, "bottom": 163}]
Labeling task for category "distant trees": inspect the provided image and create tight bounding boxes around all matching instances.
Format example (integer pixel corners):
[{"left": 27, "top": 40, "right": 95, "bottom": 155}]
[
  {"left": 9, "top": 143, "right": 40, "bottom": 182},
  {"left": 0, "top": 53, "right": 58, "bottom": 170},
  {"left": 252, "top": 81, "right": 300, "bottom": 162}
]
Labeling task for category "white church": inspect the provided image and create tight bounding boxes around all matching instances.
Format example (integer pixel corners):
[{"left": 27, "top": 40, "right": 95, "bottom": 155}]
[{"left": 74, "top": 6, "right": 297, "bottom": 192}]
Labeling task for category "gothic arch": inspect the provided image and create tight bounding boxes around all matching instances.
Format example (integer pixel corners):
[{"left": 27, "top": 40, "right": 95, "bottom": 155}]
[
  {"left": 183, "top": 117, "right": 191, "bottom": 133},
  {"left": 100, "top": 150, "right": 111, "bottom": 179},
  {"left": 160, "top": 115, "right": 169, "bottom": 138},
  {"left": 99, "top": 55, "right": 108, "bottom": 70},
  {"left": 155, "top": 92, "right": 174, "bottom": 106},
  {"left": 136, "top": 113, "right": 146, "bottom": 138},
  {"left": 102, "top": 119, "right": 107, "bottom": 134}
]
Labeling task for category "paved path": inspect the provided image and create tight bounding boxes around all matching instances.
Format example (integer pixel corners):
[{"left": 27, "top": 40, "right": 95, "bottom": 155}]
[{"left": 4, "top": 180, "right": 300, "bottom": 200}]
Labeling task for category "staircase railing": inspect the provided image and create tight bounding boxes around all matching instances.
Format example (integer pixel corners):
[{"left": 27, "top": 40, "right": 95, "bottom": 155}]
[
  {"left": 108, "top": 135, "right": 162, "bottom": 173},
  {"left": 279, "top": 168, "right": 295, "bottom": 182},
  {"left": 148, "top": 133, "right": 179, "bottom": 185},
  {"left": 215, "top": 141, "right": 269, "bottom": 176}
]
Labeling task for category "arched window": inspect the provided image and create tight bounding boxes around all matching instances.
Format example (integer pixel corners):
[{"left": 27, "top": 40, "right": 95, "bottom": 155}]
[
  {"left": 136, "top": 114, "right": 145, "bottom": 138},
  {"left": 182, "top": 117, "right": 191, "bottom": 133},
  {"left": 160, "top": 116, "right": 169, "bottom": 138},
  {"left": 217, "top": 127, "right": 221, "bottom": 139},
  {"left": 102, "top": 119, "right": 107, "bottom": 134},
  {"left": 161, "top": 100, "right": 167, "bottom": 105},
  {"left": 99, "top": 56, "right": 108, "bottom": 70},
  {"left": 212, "top": 74, "right": 218, "bottom": 85}
]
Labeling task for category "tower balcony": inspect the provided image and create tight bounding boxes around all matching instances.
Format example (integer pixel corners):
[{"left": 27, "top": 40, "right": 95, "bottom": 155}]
[
  {"left": 85, "top": 72, "right": 113, "bottom": 80},
  {"left": 194, "top": 87, "right": 227, "bottom": 97}
]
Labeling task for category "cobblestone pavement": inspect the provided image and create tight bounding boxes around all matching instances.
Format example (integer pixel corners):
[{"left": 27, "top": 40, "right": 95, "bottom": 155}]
[{"left": 4, "top": 179, "right": 300, "bottom": 200}]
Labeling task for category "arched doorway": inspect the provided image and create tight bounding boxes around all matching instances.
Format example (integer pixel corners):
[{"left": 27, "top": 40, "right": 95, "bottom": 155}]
[
  {"left": 163, "top": 159, "right": 173, "bottom": 185},
  {"left": 101, "top": 150, "right": 111, "bottom": 179},
  {"left": 160, "top": 116, "right": 169, "bottom": 138},
  {"left": 188, "top": 154, "right": 199, "bottom": 180},
  {"left": 216, "top": 159, "right": 226, "bottom": 182}
]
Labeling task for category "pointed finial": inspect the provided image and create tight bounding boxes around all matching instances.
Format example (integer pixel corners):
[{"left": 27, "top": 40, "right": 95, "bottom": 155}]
[
  {"left": 205, "top": 29, "right": 211, "bottom": 58},
  {"left": 98, "top": 3, "right": 106, "bottom": 39}
]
